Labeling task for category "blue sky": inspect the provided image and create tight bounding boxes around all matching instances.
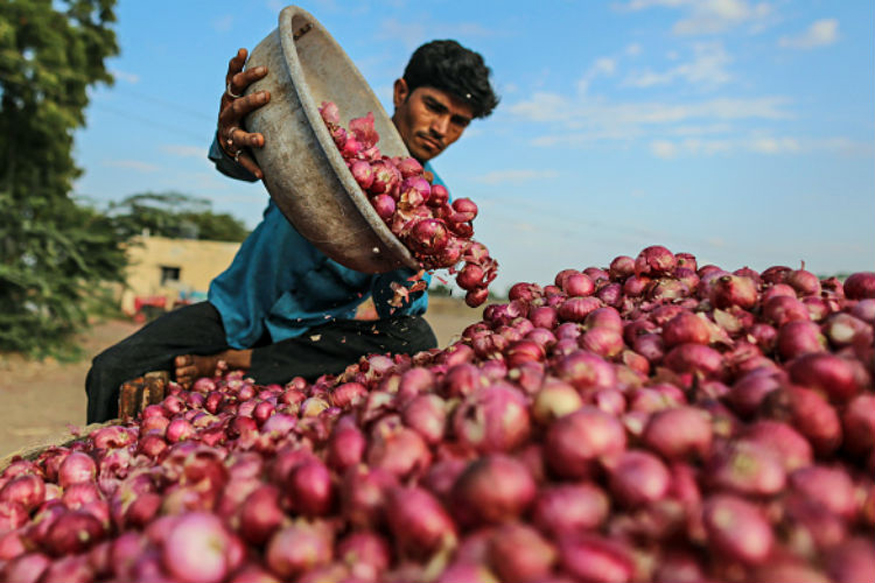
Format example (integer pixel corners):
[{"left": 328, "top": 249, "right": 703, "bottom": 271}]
[{"left": 73, "top": 1, "right": 874, "bottom": 294}]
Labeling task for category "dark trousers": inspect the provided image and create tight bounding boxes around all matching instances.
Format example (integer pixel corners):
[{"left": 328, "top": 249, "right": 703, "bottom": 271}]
[{"left": 85, "top": 301, "right": 437, "bottom": 423}]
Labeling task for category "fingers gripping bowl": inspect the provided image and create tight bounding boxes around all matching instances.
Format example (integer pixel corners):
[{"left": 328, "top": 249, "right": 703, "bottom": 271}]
[{"left": 243, "top": 5, "right": 419, "bottom": 273}]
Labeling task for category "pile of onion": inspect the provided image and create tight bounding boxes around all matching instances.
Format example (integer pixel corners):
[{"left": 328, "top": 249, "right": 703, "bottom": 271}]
[
  {"left": 319, "top": 102, "right": 497, "bottom": 308},
  {"left": 1, "top": 245, "right": 873, "bottom": 583}
]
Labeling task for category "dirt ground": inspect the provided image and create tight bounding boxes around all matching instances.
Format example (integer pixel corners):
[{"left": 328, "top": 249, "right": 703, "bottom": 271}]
[{"left": 0, "top": 296, "right": 484, "bottom": 460}]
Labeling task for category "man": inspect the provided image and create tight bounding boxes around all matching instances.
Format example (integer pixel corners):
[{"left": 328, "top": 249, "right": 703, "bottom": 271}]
[{"left": 85, "top": 39, "right": 499, "bottom": 423}]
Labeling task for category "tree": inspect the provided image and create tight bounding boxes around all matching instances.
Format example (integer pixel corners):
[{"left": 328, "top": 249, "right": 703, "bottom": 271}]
[
  {"left": 108, "top": 192, "right": 251, "bottom": 243},
  {"left": 0, "top": 0, "right": 125, "bottom": 356}
]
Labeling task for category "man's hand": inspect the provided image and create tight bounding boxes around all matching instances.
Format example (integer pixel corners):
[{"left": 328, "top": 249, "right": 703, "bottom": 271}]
[{"left": 219, "top": 48, "right": 271, "bottom": 179}]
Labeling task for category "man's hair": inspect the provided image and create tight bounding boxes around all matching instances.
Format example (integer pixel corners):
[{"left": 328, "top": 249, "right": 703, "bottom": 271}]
[{"left": 402, "top": 40, "right": 499, "bottom": 119}]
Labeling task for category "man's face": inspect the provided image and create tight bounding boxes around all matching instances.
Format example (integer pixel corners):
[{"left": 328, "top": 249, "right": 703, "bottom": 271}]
[{"left": 391, "top": 79, "right": 474, "bottom": 163}]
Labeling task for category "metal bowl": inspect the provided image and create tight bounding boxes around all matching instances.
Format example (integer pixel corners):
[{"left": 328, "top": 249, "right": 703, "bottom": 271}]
[{"left": 243, "top": 5, "right": 419, "bottom": 273}]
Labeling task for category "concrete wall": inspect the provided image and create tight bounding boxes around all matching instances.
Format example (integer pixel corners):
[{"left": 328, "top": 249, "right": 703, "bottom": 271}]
[{"left": 120, "top": 236, "right": 240, "bottom": 314}]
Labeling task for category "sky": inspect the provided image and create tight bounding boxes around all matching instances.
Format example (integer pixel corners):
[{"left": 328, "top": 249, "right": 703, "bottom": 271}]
[{"left": 73, "top": 0, "right": 875, "bottom": 294}]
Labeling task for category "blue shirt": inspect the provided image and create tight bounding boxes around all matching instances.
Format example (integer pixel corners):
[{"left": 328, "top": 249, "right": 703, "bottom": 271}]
[{"left": 206, "top": 137, "right": 434, "bottom": 348}]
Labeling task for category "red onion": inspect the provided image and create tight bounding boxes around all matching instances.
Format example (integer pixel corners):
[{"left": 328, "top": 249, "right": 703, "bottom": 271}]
[
  {"left": 544, "top": 407, "right": 626, "bottom": 479},
  {"left": 387, "top": 486, "right": 456, "bottom": 558},
  {"left": 57, "top": 452, "right": 97, "bottom": 488},
  {"left": 743, "top": 419, "right": 813, "bottom": 471},
  {"left": 532, "top": 380, "right": 584, "bottom": 424},
  {"left": 452, "top": 383, "right": 531, "bottom": 453},
  {"left": 43, "top": 510, "right": 105, "bottom": 556},
  {"left": 662, "top": 343, "right": 724, "bottom": 379},
  {"left": 336, "top": 531, "right": 391, "bottom": 581},
  {"left": 265, "top": 521, "right": 334, "bottom": 580},
  {"left": 552, "top": 350, "right": 617, "bottom": 393},
  {"left": 642, "top": 406, "right": 712, "bottom": 460},
  {"left": 487, "top": 522, "right": 557, "bottom": 582},
  {"left": 776, "top": 320, "right": 826, "bottom": 360},
  {"left": 705, "top": 440, "right": 786, "bottom": 497},
  {"left": 710, "top": 274, "right": 758, "bottom": 310},
  {"left": 635, "top": 245, "right": 677, "bottom": 277},
  {"left": 0, "top": 474, "right": 45, "bottom": 512},
  {"left": 238, "top": 484, "right": 284, "bottom": 546},
  {"left": 843, "top": 271, "right": 875, "bottom": 299},
  {"left": 558, "top": 533, "right": 635, "bottom": 583},
  {"left": 605, "top": 450, "right": 670, "bottom": 507},
  {"left": 367, "top": 425, "right": 432, "bottom": 480},
  {"left": 788, "top": 352, "right": 859, "bottom": 402},
  {"left": 702, "top": 493, "right": 773, "bottom": 565},
  {"left": 558, "top": 296, "right": 602, "bottom": 322},
  {"left": 662, "top": 311, "right": 712, "bottom": 347},
  {"left": 789, "top": 465, "right": 857, "bottom": 520},
  {"left": 450, "top": 454, "right": 536, "bottom": 527}
]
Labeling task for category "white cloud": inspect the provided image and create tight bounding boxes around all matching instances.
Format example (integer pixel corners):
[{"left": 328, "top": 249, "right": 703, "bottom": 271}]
[
  {"left": 578, "top": 57, "right": 618, "bottom": 94},
  {"left": 111, "top": 69, "right": 140, "bottom": 84},
  {"left": 473, "top": 169, "right": 559, "bottom": 185},
  {"left": 749, "top": 136, "right": 800, "bottom": 154},
  {"left": 650, "top": 140, "right": 678, "bottom": 158},
  {"left": 778, "top": 19, "right": 839, "bottom": 50},
  {"left": 509, "top": 93, "right": 793, "bottom": 127},
  {"left": 211, "top": 15, "right": 234, "bottom": 33},
  {"left": 625, "top": 43, "right": 642, "bottom": 57},
  {"left": 104, "top": 160, "right": 160, "bottom": 172},
  {"left": 376, "top": 18, "right": 494, "bottom": 51},
  {"left": 624, "top": 42, "right": 732, "bottom": 89},
  {"left": 162, "top": 145, "right": 206, "bottom": 158},
  {"left": 617, "top": 0, "right": 776, "bottom": 35}
]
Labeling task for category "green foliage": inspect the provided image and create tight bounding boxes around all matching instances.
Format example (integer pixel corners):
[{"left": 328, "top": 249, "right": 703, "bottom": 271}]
[
  {"left": 107, "top": 192, "right": 250, "bottom": 243},
  {"left": 0, "top": 0, "right": 124, "bottom": 356}
]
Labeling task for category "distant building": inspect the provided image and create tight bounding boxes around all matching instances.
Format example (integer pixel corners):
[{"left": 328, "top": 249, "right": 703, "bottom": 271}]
[{"left": 120, "top": 235, "right": 239, "bottom": 317}]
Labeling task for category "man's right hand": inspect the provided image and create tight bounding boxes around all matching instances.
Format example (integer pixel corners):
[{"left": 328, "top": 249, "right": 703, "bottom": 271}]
[{"left": 219, "top": 48, "right": 271, "bottom": 180}]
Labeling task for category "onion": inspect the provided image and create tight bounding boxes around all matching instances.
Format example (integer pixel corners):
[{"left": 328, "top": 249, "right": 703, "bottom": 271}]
[
  {"left": 789, "top": 465, "right": 857, "bottom": 520},
  {"left": 605, "top": 450, "right": 671, "bottom": 507},
  {"left": 402, "top": 393, "right": 448, "bottom": 445},
  {"left": 662, "top": 312, "right": 712, "bottom": 347},
  {"left": 336, "top": 531, "right": 391, "bottom": 581},
  {"left": 452, "top": 383, "right": 531, "bottom": 453},
  {"left": 642, "top": 406, "right": 712, "bottom": 461},
  {"left": 558, "top": 533, "right": 635, "bottom": 583},
  {"left": 544, "top": 407, "right": 626, "bottom": 479},
  {"left": 533, "top": 482, "right": 611, "bottom": 537},
  {"left": 788, "top": 352, "right": 859, "bottom": 402},
  {"left": 450, "top": 455, "right": 536, "bottom": 527},
  {"left": 532, "top": 380, "right": 584, "bottom": 424},
  {"left": 57, "top": 452, "right": 97, "bottom": 488},
  {"left": 552, "top": 350, "right": 617, "bottom": 394},
  {"left": 265, "top": 521, "right": 334, "bottom": 580},
  {"left": 710, "top": 275, "right": 758, "bottom": 310},
  {"left": 238, "top": 484, "right": 284, "bottom": 546},
  {"left": 609, "top": 255, "right": 636, "bottom": 280},
  {"left": 487, "top": 523, "right": 557, "bottom": 582},
  {"left": 387, "top": 486, "right": 456, "bottom": 557},
  {"left": 843, "top": 272, "right": 875, "bottom": 299},
  {"left": 704, "top": 495, "right": 775, "bottom": 569},
  {"left": 43, "top": 510, "right": 105, "bottom": 556},
  {"left": 705, "top": 440, "right": 786, "bottom": 497},
  {"left": 776, "top": 320, "right": 826, "bottom": 360},
  {"left": 635, "top": 245, "right": 677, "bottom": 277},
  {"left": 0, "top": 474, "right": 45, "bottom": 512},
  {"left": 557, "top": 297, "right": 602, "bottom": 322}
]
